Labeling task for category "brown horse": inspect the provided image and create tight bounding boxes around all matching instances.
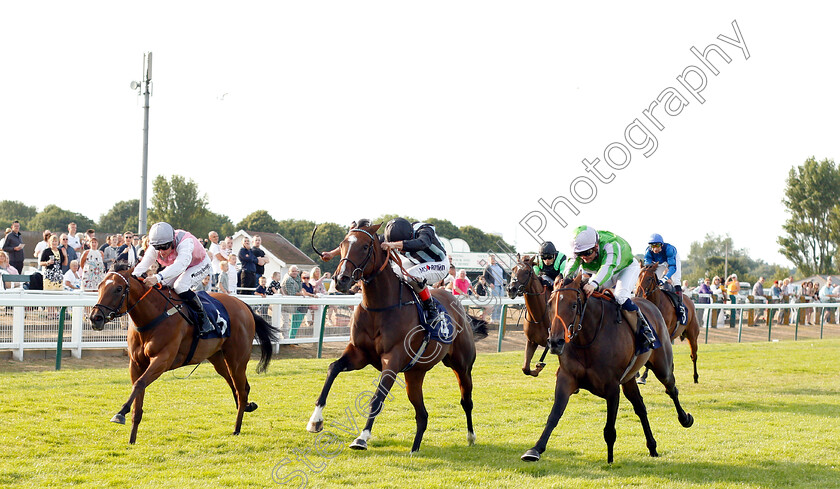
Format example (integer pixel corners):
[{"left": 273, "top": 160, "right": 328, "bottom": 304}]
[
  {"left": 506, "top": 255, "right": 554, "bottom": 377},
  {"left": 521, "top": 272, "right": 694, "bottom": 464},
  {"left": 89, "top": 267, "right": 278, "bottom": 444},
  {"left": 634, "top": 263, "right": 700, "bottom": 383},
  {"left": 306, "top": 223, "right": 483, "bottom": 452}
]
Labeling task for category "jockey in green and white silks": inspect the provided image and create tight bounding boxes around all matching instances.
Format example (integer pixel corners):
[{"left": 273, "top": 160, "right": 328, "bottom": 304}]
[{"left": 564, "top": 225, "right": 657, "bottom": 349}]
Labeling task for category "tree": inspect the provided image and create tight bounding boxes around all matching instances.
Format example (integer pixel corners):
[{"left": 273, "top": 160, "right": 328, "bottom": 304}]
[
  {"left": 149, "top": 175, "right": 210, "bottom": 232},
  {"left": 98, "top": 200, "right": 139, "bottom": 233},
  {"left": 684, "top": 233, "right": 791, "bottom": 285},
  {"left": 0, "top": 200, "right": 38, "bottom": 230},
  {"left": 236, "top": 210, "right": 280, "bottom": 233},
  {"left": 425, "top": 218, "right": 461, "bottom": 240},
  {"left": 28, "top": 205, "right": 95, "bottom": 234},
  {"left": 195, "top": 211, "right": 235, "bottom": 240},
  {"left": 777, "top": 157, "right": 840, "bottom": 276}
]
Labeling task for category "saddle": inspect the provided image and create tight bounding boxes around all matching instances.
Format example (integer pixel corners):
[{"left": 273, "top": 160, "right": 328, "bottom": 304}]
[
  {"left": 189, "top": 292, "right": 232, "bottom": 339},
  {"left": 407, "top": 289, "right": 456, "bottom": 345}
]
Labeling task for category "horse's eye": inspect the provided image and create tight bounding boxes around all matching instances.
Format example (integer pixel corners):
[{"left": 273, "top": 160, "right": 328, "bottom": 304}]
[
  {"left": 362, "top": 244, "right": 369, "bottom": 251},
  {"left": 115, "top": 286, "right": 123, "bottom": 293}
]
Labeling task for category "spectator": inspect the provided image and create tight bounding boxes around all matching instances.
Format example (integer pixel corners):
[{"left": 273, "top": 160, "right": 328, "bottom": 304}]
[
  {"left": 695, "top": 277, "right": 712, "bottom": 324},
  {"left": 0, "top": 227, "right": 9, "bottom": 250},
  {"left": 59, "top": 234, "right": 76, "bottom": 273},
  {"left": 223, "top": 236, "right": 234, "bottom": 261},
  {"left": 725, "top": 274, "right": 739, "bottom": 328},
  {"left": 752, "top": 276, "right": 766, "bottom": 321},
  {"left": 66, "top": 222, "right": 82, "bottom": 253},
  {"left": 268, "top": 271, "right": 283, "bottom": 295},
  {"left": 84, "top": 229, "right": 96, "bottom": 250},
  {"left": 2, "top": 221, "right": 25, "bottom": 276},
  {"left": 218, "top": 260, "right": 233, "bottom": 295},
  {"left": 227, "top": 254, "right": 239, "bottom": 294},
  {"left": 102, "top": 235, "right": 121, "bottom": 271},
  {"left": 475, "top": 275, "right": 489, "bottom": 296},
  {"left": 252, "top": 235, "right": 268, "bottom": 280},
  {"left": 195, "top": 274, "right": 212, "bottom": 293},
  {"left": 238, "top": 236, "right": 258, "bottom": 295},
  {"left": 63, "top": 260, "right": 82, "bottom": 290},
  {"left": 75, "top": 232, "right": 87, "bottom": 251},
  {"left": 803, "top": 281, "right": 817, "bottom": 325},
  {"left": 818, "top": 278, "right": 837, "bottom": 322},
  {"left": 0, "top": 250, "right": 20, "bottom": 289},
  {"left": 98, "top": 235, "right": 110, "bottom": 252},
  {"left": 309, "top": 266, "right": 328, "bottom": 295},
  {"left": 281, "top": 266, "right": 304, "bottom": 338},
  {"left": 483, "top": 254, "right": 506, "bottom": 321},
  {"left": 453, "top": 269, "right": 473, "bottom": 296},
  {"left": 437, "top": 265, "right": 456, "bottom": 290},
  {"left": 139, "top": 235, "right": 150, "bottom": 259},
  {"left": 255, "top": 276, "right": 268, "bottom": 297},
  {"left": 117, "top": 231, "right": 140, "bottom": 266},
  {"left": 40, "top": 235, "right": 67, "bottom": 290},
  {"left": 208, "top": 231, "right": 224, "bottom": 286},
  {"left": 34, "top": 230, "right": 52, "bottom": 260},
  {"left": 710, "top": 276, "right": 723, "bottom": 297},
  {"left": 80, "top": 236, "right": 106, "bottom": 291},
  {"left": 770, "top": 280, "right": 782, "bottom": 299}
]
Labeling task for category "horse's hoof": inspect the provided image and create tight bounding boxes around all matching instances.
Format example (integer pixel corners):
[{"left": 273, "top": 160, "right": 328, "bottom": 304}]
[
  {"left": 233, "top": 431, "right": 240, "bottom": 436},
  {"left": 306, "top": 420, "right": 324, "bottom": 433},
  {"left": 349, "top": 438, "right": 368, "bottom": 450},
  {"left": 244, "top": 402, "right": 258, "bottom": 413},
  {"left": 111, "top": 414, "right": 126, "bottom": 425},
  {"left": 467, "top": 431, "right": 476, "bottom": 446},
  {"left": 636, "top": 378, "right": 646, "bottom": 385},
  {"left": 521, "top": 448, "right": 541, "bottom": 462},
  {"left": 681, "top": 413, "right": 695, "bottom": 428}
]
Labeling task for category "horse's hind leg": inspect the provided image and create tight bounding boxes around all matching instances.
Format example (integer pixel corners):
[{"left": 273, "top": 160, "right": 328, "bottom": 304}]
[
  {"left": 444, "top": 352, "right": 476, "bottom": 445},
  {"left": 307, "top": 345, "right": 367, "bottom": 433},
  {"left": 650, "top": 355, "right": 694, "bottom": 428},
  {"left": 621, "top": 380, "right": 658, "bottom": 457},
  {"left": 404, "top": 370, "right": 429, "bottom": 453},
  {"left": 209, "top": 352, "right": 257, "bottom": 413},
  {"left": 688, "top": 319, "right": 700, "bottom": 384}
]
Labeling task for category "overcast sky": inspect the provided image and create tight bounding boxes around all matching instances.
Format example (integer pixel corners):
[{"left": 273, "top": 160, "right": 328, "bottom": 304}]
[{"left": 2, "top": 2, "right": 838, "bottom": 268}]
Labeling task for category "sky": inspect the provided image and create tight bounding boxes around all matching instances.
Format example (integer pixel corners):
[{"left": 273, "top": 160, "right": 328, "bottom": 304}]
[{"left": 2, "top": 2, "right": 839, "bottom": 269}]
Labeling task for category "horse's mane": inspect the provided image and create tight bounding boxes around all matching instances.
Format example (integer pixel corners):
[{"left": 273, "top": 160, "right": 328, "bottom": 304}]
[{"left": 112, "top": 260, "right": 132, "bottom": 273}]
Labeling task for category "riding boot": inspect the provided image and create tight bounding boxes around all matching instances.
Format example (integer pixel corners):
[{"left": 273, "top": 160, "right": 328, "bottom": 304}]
[
  {"left": 675, "top": 285, "right": 687, "bottom": 325},
  {"left": 417, "top": 285, "right": 442, "bottom": 326},
  {"left": 180, "top": 290, "right": 215, "bottom": 337},
  {"left": 621, "top": 299, "right": 657, "bottom": 350}
]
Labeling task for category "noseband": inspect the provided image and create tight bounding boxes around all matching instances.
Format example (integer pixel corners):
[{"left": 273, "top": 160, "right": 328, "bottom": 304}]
[
  {"left": 552, "top": 284, "right": 606, "bottom": 347},
  {"left": 336, "top": 228, "right": 390, "bottom": 284},
  {"left": 509, "top": 262, "right": 542, "bottom": 297},
  {"left": 93, "top": 272, "right": 149, "bottom": 321}
]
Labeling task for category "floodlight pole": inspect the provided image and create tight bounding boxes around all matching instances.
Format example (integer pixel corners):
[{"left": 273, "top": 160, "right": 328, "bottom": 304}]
[{"left": 138, "top": 52, "right": 152, "bottom": 236}]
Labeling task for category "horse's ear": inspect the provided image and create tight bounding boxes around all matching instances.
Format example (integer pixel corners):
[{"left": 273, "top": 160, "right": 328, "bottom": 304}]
[{"left": 371, "top": 223, "right": 382, "bottom": 233}]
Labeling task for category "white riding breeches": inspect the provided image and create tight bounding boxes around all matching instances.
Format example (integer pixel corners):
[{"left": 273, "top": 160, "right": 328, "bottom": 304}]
[
  {"left": 596, "top": 259, "right": 640, "bottom": 306},
  {"left": 170, "top": 256, "right": 212, "bottom": 294}
]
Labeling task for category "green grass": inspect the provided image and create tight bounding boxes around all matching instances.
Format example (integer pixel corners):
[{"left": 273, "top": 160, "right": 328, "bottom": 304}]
[{"left": 1, "top": 340, "right": 839, "bottom": 488}]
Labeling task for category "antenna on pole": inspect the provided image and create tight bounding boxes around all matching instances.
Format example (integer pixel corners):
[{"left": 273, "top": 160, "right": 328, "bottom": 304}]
[{"left": 131, "top": 52, "right": 153, "bottom": 235}]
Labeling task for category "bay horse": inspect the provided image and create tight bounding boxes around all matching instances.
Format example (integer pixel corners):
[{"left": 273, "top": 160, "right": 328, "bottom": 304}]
[
  {"left": 306, "top": 223, "right": 482, "bottom": 452},
  {"left": 521, "top": 272, "right": 694, "bottom": 464},
  {"left": 89, "top": 267, "right": 279, "bottom": 444},
  {"left": 506, "top": 255, "right": 554, "bottom": 377},
  {"left": 634, "top": 263, "right": 700, "bottom": 384}
]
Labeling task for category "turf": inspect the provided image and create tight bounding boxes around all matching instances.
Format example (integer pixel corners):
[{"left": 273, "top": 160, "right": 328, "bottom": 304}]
[{"left": 0, "top": 340, "right": 838, "bottom": 488}]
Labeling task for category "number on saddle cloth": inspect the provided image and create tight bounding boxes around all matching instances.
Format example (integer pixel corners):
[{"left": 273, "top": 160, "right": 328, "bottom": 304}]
[{"left": 412, "top": 296, "right": 456, "bottom": 345}]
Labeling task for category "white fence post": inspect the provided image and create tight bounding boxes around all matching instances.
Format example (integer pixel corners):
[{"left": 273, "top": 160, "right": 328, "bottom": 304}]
[
  {"left": 12, "top": 305, "right": 25, "bottom": 361},
  {"left": 71, "top": 306, "right": 84, "bottom": 359}
]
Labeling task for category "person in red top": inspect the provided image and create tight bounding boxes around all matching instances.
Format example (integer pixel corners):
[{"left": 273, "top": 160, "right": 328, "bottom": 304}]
[{"left": 132, "top": 222, "right": 214, "bottom": 337}]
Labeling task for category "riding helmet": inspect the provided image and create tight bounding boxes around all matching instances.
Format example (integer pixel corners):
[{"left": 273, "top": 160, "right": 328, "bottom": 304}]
[
  {"left": 648, "top": 233, "right": 664, "bottom": 245},
  {"left": 384, "top": 218, "right": 413, "bottom": 242},
  {"left": 539, "top": 241, "right": 558, "bottom": 259},
  {"left": 572, "top": 226, "right": 599, "bottom": 253},
  {"left": 149, "top": 222, "right": 175, "bottom": 246}
]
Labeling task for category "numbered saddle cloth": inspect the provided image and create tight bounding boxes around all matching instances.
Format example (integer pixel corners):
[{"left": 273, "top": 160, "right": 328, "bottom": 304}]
[
  {"left": 414, "top": 297, "right": 457, "bottom": 345},
  {"left": 192, "top": 291, "right": 232, "bottom": 339}
]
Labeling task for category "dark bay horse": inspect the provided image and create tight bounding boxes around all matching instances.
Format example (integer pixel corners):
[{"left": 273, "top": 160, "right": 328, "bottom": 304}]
[
  {"left": 521, "top": 272, "right": 694, "bottom": 464},
  {"left": 507, "top": 255, "right": 553, "bottom": 377},
  {"left": 89, "top": 268, "right": 278, "bottom": 444},
  {"left": 306, "top": 223, "right": 482, "bottom": 452},
  {"left": 634, "top": 263, "right": 700, "bottom": 383}
]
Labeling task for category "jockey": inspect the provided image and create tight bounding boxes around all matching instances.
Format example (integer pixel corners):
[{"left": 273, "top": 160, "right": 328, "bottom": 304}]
[
  {"left": 132, "top": 222, "right": 215, "bottom": 337},
  {"left": 380, "top": 218, "right": 450, "bottom": 327},
  {"left": 533, "top": 241, "right": 566, "bottom": 289},
  {"left": 564, "top": 225, "right": 657, "bottom": 349},
  {"left": 643, "top": 233, "right": 687, "bottom": 325}
]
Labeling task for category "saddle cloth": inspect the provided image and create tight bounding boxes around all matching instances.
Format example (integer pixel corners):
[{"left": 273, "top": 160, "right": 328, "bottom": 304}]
[
  {"left": 187, "top": 291, "right": 232, "bottom": 339},
  {"left": 634, "top": 309, "right": 662, "bottom": 356},
  {"left": 413, "top": 297, "right": 456, "bottom": 345}
]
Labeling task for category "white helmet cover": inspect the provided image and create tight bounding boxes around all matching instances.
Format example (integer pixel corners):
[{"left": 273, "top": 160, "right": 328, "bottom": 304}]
[
  {"left": 572, "top": 225, "right": 599, "bottom": 253},
  {"left": 149, "top": 222, "right": 175, "bottom": 246}
]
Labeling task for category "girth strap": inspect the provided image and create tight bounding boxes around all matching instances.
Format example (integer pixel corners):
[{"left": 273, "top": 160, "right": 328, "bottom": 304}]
[
  {"left": 134, "top": 306, "right": 181, "bottom": 333},
  {"left": 400, "top": 331, "right": 431, "bottom": 373}
]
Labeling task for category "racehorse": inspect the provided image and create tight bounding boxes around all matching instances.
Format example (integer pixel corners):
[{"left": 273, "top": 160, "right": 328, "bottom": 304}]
[
  {"left": 89, "top": 266, "right": 279, "bottom": 444},
  {"left": 506, "top": 255, "right": 553, "bottom": 377},
  {"left": 306, "top": 223, "right": 484, "bottom": 452},
  {"left": 521, "top": 272, "right": 694, "bottom": 464},
  {"left": 634, "top": 263, "right": 700, "bottom": 383}
]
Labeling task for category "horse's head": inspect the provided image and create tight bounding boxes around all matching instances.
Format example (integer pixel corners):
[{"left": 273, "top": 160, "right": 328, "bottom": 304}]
[
  {"left": 507, "top": 255, "right": 536, "bottom": 299},
  {"left": 635, "top": 263, "right": 660, "bottom": 300},
  {"left": 333, "top": 222, "right": 383, "bottom": 293},
  {"left": 547, "top": 272, "right": 588, "bottom": 354},
  {"left": 89, "top": 268, "right": 136, "bottom": 330}
]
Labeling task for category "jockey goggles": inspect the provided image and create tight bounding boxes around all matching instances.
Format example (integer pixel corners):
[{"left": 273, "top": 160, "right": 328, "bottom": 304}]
[
  {"left": 153, "top": 242, "right": 173, "bottom": 251},
  {"left": 576, "top": 247, "right": 597, "bottom": 258},
  {"left": 650, "top": 242, "right": 663, "bottom": 248}
]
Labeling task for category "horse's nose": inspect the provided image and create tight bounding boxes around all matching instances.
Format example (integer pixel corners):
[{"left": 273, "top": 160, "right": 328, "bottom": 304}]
[
  {"left": 506, "top": 286, "right": 518, "bottom": 299},
  {"left": 334, "top": 275, "right": 352, "bottom": 293},
  {"left": 89, "top": 311, "right": 105, "bottom": 330},
  {"left": 548, "top": 336, "right": 565, "bottom": 355}
]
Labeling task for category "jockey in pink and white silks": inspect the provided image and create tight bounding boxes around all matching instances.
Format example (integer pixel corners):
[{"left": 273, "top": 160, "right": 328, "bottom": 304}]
[{"left": 132, "top": 222, "right": 215, "bottom": 337}]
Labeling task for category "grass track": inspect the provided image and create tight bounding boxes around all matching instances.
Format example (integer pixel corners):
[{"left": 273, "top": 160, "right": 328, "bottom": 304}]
[{"left": 1, "top": 340, "right": 839, "bottom": 488}]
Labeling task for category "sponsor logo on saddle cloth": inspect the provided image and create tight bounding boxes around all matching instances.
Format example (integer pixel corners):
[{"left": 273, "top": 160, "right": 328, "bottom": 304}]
[
  {"left": 414, "top": 298, "right": 456, "bottom": 344},
  {"left": 192, "top": 291, "right": 232, "bottom": 339}
]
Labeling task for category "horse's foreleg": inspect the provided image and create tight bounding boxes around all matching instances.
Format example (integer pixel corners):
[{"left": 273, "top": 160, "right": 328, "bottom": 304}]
[
  {"left": 349, "top": 368, "right": 399, "bottom": 451},
  {"left": 116, "top": 354, "right": 173, "bottom": 444},
  {"left": 522, "top": 340, "right": 543, "bottom": 377},
  {"left": 603, "top": 388, "right": 620, "bottom": 464},
  {"left": 521, "top": 373, "right": 576, "bottom": 462},
  {"left": 621, "top": 380, "right": 658, "bottom": 457},
  {"left": 404, "top": 370, "right": 429, "bottom": 453},
  {"left": 112, "top": 360, "right": 145, "bottom": 425},
  {"left": 307, "top": 346, "right": 366, "bottom": 433}
]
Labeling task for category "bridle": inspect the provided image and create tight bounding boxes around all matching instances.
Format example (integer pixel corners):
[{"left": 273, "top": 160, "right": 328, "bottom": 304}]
[
  {"left": 509, "top": 261, "right": 543, "bottom": 297},
  {"left": 551, "top": 281, "right": 606, "bottom": 348},
  {"left": 93, "top": 271, "right": 155, "bottom": 321},
  {"left": 336, "top": 228, "right": 393, "bottom": 285},
  {"left": 635, "top": 266, "right": 659, "bottom": 300}
]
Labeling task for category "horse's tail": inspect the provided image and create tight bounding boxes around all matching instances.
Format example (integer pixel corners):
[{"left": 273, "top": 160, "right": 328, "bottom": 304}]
[
  {"left": 468, "top": 315, "right": 489, "bottom": 341},
  {"left": 250, "top": 307, "right": 280, "bottom": 374}
]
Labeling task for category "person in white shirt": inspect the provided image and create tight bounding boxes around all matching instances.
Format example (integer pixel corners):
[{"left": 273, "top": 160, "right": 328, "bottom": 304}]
[
  {"left": 33, "top": 230, "right": 52, "bottom": 259},
  {"left": 63, "top": 260, "right": 83, "bottom": 290},
  {"left": 66, "top": 222, "right": 82, "bottom": 253}
]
